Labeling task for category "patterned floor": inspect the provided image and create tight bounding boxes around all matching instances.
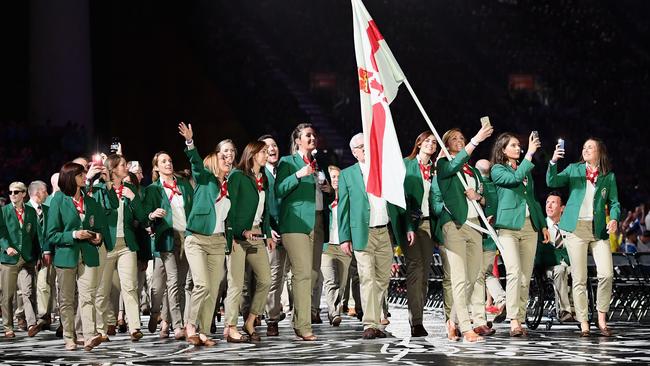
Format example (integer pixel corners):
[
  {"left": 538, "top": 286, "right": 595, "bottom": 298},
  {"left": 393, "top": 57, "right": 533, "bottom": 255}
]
[{"left": 2, "top": 306, "right": 649, "bottom": 365}]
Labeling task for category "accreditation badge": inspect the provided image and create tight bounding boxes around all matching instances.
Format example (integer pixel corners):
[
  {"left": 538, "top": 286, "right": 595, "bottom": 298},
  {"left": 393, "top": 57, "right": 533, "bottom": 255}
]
[
  {"left": 25, "top": 223, "right": 32, "bottom": 233},
  {"left": 601, "top": 188, "right": 607, "bottom": 199},
  {"left": 89, "top": 215, "right": 95, "bottom": 227}
]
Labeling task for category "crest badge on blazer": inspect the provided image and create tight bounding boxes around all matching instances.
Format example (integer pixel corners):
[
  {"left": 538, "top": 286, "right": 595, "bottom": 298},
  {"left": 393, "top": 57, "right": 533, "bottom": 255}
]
[
  {"left": 25, "top": 222, "right": 32, "bottom": 233},
  {"left": 89, "top": 215, "right": 95, "bottom": 227},
  {"left": 601, "top": 188, "right": 607, "bottom": 200}
]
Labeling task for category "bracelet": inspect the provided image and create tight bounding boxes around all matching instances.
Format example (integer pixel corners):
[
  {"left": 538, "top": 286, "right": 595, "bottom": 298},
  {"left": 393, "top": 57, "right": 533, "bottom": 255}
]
[
  {"left": 526, "top": 153, "right": 534, "bottom": 159},
  {"left": 470, "top": 138, "right": 479, "bottom": 147},
  {"left": 185, "top": 139, "right": 194, "bottom": 146}
]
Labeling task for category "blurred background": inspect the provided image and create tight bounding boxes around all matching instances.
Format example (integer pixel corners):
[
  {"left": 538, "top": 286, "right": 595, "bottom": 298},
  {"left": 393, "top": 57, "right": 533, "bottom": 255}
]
[{"left": 1, "top": 0, "right": 649, "bottom": 211}]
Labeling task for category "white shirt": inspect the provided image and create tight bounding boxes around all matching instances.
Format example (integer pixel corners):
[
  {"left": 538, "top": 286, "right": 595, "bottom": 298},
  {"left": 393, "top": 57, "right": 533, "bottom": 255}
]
[
  {"left": 418, "top": 156, "right": 431, "bottom": 217},
  {"left": 578, "top": 178, "right": 596, "bottom": 221},
  {"left": 29, "top": 198, "right": 42, "bottom": 215},
  {"left": 116, "top": 198, "right": 125, "bottom": 238},
  {"left": 329, "top": 204, "right": 340, "bottom": 245},
  {"left": 12, "top": 203, "right": 24, "bottom": 228},
  {"left": 464, "top": 171, "right": 479, "bottom": 219},
  {"left": 213, "top": 196, "right": 231, "bottom": 234},
  {"left": 253, "top": 191, "right": 266, "bottom": 227},
  {"left": 265, "top": 163, "right": 277, "bottom": 178},
  {"left": 360, "top": 162, "right": 390, "bottom": 226},
  {"left": 297, "top": 151, "right": 324, "bottom": 211},
  {"left": 163, "top": 184, "right": 187, "bottom": 232}
]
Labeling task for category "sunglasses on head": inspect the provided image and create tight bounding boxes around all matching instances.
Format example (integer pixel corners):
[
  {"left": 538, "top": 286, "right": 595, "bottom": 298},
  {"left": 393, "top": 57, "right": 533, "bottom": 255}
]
[{"left": 9, "top": 190, "right": 25, "bottom": 195}]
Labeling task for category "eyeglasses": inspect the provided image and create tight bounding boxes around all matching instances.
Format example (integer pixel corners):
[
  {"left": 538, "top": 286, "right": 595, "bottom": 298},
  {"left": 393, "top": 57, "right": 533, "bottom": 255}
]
[{"left": 9, "top": 190, "right": 25, "bottom": 195}]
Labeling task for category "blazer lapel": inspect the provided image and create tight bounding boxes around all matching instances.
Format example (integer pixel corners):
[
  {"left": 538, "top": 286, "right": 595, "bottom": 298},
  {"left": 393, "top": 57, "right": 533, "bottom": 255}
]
[{"left": 354, "top": 164, "right": 369, "bottom": 201}]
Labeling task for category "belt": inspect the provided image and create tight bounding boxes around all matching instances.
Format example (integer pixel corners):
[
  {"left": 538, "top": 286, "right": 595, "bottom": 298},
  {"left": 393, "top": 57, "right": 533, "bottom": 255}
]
[
  {"left": 369, "top": 224, "right": 387, "bottom": 229},
  {"left": 213, "top": 232, "right": 225, "bottom": 237},
  {"left": 421, "top": 216, "right": 430, "bottom": 220}
]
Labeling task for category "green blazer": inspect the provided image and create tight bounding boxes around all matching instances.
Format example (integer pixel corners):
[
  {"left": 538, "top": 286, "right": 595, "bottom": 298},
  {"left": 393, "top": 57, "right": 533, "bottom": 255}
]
[
  {"left": 402, "top": 157, "right": 444, "bottom": 244},
  {"left": 184, "top": 146, "right": 232, "bottom": 241},
  {"left": 105, "top": 182, "right": 148, "bottom": 253},
  {"left": 1, "top": 204, "right": 40, "bottom": 264},
  {"left": 275, "top": 153, "right": 317, "bottom": 234},
  {"left": 143, "top": 177, "right": 193, "bottom": 253},
  {"left": 25, "top": 201, "right": 50, "bottom": 254},
  {"left": 46, "top": 192, "right": 108, "bottom": 268},
  {"left": 337, "top": 163, "right": 403, "bottom": 251},
  {"left": 226, "top": 169, "right": 272, "bottom": 252},
  {"left": 264, "top": 166, "right": 281, "bottom": 233},
  {"left": 479, "top": 175, "right": 499, "bottom": 251},
  {"left": 491, "top": 160, "right": 546, "bottom": 231},
  {"left": 436, "top": 150, "right": 481, "bottom": 227},
  {"left": 546, "top": 162, "right": 621, "bottom": 239}
]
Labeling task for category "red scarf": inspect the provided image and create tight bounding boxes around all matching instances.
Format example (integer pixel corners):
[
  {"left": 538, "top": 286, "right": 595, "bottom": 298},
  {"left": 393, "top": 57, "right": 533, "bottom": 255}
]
[
  {"left": 302, "top": 154, "right": 317, "bottom": 170},
  {"left": 586, "top": 165, "right": 599, "bottom": 185},
  {"left": 462, "top": 163, "right": 474, "bottom": 176},
  {"left": 115, "top": 184, "right": 124, "bottom": 200},
  {"left": 72, "top": 195, "right": 85, "bottom": 215},
  {"left": 14, "top": 206, "right": 24, "bottom": 225},
  {"left": 255, "top": 174, "right": 265, "bottom": 192},
  {"left": 163, "top": 179, "right": 182, "bottom": 202},
  {"left": 216, "top": 179, "right": 228, "bottom": 203},
  {"left": 419, "top": 161, "right": 432, "bottom": 181},
  {"left": 331, "top": 199, "right": 338, "bottom": 209}
]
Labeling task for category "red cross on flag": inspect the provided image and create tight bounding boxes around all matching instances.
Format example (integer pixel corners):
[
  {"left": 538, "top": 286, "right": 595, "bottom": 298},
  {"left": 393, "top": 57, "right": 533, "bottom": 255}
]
[{"left": 352, "top": 0, "right": 406, "bottom": 209}]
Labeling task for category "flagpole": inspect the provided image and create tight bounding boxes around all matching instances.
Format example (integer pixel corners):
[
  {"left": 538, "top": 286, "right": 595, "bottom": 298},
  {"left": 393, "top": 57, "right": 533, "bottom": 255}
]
[{"left": 402, "top": 78, "right": 502, "bottom": 248}]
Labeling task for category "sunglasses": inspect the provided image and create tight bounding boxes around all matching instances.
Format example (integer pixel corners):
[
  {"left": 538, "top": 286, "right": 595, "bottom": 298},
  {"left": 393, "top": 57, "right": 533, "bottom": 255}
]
[{"left": 9, "top": 190, "right": 25, "bottom": 195}]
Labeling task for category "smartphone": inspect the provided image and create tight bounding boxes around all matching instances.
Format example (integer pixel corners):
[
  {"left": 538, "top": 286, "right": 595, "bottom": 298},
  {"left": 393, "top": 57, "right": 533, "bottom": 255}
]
[
  {"left": 252, "top": 234, "right": 267, "bottom": 241},
  {"left": 480, "top": 116, "right": 491, "bottom": 128},
  {"left": 532, "top": 131, "right": 539, "bottom": 140},
  {"left": 110, "top": 137, "right": 120, "bottom": 154},
  {"left": 91, "top": 154, "right": 103, "bottom": 167},
  {"left": 558, "top": 138, "right": 565, "bottom": 150}
]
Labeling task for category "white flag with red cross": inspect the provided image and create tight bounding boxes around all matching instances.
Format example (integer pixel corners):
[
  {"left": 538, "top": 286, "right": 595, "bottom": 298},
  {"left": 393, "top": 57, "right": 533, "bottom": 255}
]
[{"left": 352, "top": 0, "right": 406, "bottom": 209}]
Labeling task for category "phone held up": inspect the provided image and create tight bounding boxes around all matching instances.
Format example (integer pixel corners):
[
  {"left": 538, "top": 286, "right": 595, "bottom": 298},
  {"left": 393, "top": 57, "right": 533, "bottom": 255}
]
[
  {"left": 480, "top": 116, "right": 491, "bottom": 128},
  {"left": 558, "top": 138, "right": 565, "bottom": 150},
  {"left": 110, "top": 137, "right": 120, "bottom": 154}
]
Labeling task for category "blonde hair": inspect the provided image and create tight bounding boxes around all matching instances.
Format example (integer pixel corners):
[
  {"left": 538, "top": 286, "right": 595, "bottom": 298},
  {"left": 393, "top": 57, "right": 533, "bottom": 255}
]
[
  {"left": 9, "top": 181, "right": 27, "bottom": 192},
  {"left": 203, "top": 152, "right": 220, "bottom": 177},
  {"left": 327, "top": 165, "right": 341, "bottom": 174}
]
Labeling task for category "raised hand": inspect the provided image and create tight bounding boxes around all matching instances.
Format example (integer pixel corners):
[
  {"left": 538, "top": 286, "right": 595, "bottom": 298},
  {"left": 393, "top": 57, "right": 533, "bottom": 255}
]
[
  {"left": 527, "top": 131, "right": 542, "bottom": 155},
  {"left": 178, "top": 121, "right": 193, "bottom": 141},
  {"left": 473, "top": 123, "right": 494, "bottom": 143},
  {"left": 551, "top": 143, "right": 565, "bottom": 163}
]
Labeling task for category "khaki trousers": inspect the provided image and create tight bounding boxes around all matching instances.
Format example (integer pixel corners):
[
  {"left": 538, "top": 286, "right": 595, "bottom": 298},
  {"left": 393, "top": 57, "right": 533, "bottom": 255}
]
[
  {"left": 442, "top": 220, "right": 483, "bottom": 332},
  {"left": 321, "top": 244, "right": 352, "bottom": 319},
  {"left": 36, "top": 263, "right": 56, "bottom": 322},
  {"left": 282, "top": 232, "right": 314, "bottom": 334},
  {"left": 403, "top": 220, "right": 435, "bottom": 326},
  {"left": 483, "top": 250, "right": 506, "bottom": 306},
  {"left": 265, "top": 245, "right": 289, "bottom": 323},
  {"left": 1, "top": 257, "right": 37, "bottom": 330},
  {"left": 499, "top": 218, "right": 538, "bottom": 322},
  {"left": 546, "top": 262, "right": 572, "bottom": 314},
  {"left": 564, "top": 220, "right": 613, "bottom": 322},
  {"left": 354, "top": 226, "right": 392, "bottom": 330},
  {"left": 342, "top": 255, "right": 361, "bottom": 312},
  {"left": 96, "top": 237, "right": 141, "bottom": 334},
  {"left": 160, "top": 230, "right": 189, "bottom": 330},
  {"left": 185, "top": 233, "right": 226, "bottom": 332},
  {"left": 57, "top": 259, "right": 99, "bottom": 342},
  {"left": 311, "top": 211, "right": 325, "bottom": 314},
  {"left": 150, "top": 257, "right": 171, "bottom": 322},
  {"left": 438, "top": 245, "right": 453, "bottom": 321}
]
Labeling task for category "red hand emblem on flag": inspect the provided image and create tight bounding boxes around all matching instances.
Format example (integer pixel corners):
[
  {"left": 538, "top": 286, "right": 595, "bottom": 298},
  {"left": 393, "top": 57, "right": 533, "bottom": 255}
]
[{"left": 359, "top": 68, "right": 372, "bottom": 93}]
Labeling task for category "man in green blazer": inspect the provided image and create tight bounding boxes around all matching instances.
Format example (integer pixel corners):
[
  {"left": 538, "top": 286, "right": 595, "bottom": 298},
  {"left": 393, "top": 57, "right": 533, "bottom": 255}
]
[
  {"left": 1, "top": 182, "right": 41, "bottom": 337},
  {"left": 338, "top": 133, "right": 403, "bottom": 339}
]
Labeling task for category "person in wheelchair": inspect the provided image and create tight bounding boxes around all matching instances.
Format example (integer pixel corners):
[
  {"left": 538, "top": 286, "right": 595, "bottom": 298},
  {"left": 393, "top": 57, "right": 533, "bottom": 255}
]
[{"left": 535, "top": 191, "right": 574, "bottom": 323}]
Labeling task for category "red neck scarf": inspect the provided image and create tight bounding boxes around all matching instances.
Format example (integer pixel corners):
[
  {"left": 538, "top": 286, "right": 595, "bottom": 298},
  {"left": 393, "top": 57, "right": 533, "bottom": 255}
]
[
  {"left": 14, "top": 206, "right": 24, "bottom": 225},
  {"left": 419, "top": 160, "right": 432, "bottom": 181},
  {"left": 462, "top": 163, "right": 474, "bottom": 176},
  {"left": 216, "top": 179, "right": 228, "bottom": 203},
  {"left": 115, "top": 184, "right": 124, "bottom": 200},
  {"left": 255, "top": 174, "right": 265, "bottom": 192},
  {"left": 331, "top": 198, "right": 338, "bottom": 209},
  {"left": 162, "top": 179, "right": 182, "bottom": 202},
  {"left": 302, "top": 154, "right": 317, "bottom": 170},
  {"left": 586, "top": 165, "right": 599, "bottom": 185},
  {"left": 72, "top": 195, "right": 85, "bottom": 215}
]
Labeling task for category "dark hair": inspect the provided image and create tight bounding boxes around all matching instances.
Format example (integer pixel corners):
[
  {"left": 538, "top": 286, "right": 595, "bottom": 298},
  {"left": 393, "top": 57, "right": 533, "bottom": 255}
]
[
  {"left": 258, "top": 134, "right": 274, "bottom": 142},
  {"left": 58, "top": 162, "right": 85, "bottom": 197},
  {"left": 579, "top": 137, "right": 611, "bottom": 176},
  {"left": 290, "top": 123, "right": 315, "bottom": 154},
  {"left": 547, "top": 190, "right": 564, "bottom": 205},
  {"left": 126, "top": 172, "right": 140, "bottom": 190},
  {"left": 237, "top": 141, "right": 268, "bottom": 178},
  {"left": 407, "top": 131, "right": 436, "bottom": 159},
  {"left": 490, "top": 132, "right": 518, "bottom": 166}
]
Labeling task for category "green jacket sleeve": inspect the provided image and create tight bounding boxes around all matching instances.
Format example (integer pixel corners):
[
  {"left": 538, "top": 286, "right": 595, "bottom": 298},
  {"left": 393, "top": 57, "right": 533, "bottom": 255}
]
[
  {"left": 490, "top": 160, "right": 534, "bottom": 187},
  {"left": 275, "top": 158, "right": 300, "bottom": 199},
  {"left": 185, "top": 146, "right": 208, "bottom": 184},
  {"left": 608, "top": 173, "right": 621, "bottom": 222},
  {"left": 46, "top": 200, "right": 75, "bottom": 246},
  {"left": 546, "top": 162, "right": 570, "bottom": 188},
  {"left": 337, "top": 170, "right": 352, "bottom": 244},
  {"left": 437, "top": 150, "right": 470, "bottom": 179}
]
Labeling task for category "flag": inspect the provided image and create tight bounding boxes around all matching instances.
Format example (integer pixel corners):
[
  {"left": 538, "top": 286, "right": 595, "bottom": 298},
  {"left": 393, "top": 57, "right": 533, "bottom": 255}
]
[{"left": 352, "top": 0, "right": 406, "bottom": 209}]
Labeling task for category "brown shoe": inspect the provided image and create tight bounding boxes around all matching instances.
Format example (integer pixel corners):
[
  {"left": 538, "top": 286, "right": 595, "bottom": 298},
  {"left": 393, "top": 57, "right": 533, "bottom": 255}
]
[
  {"left": 411, "top": 324, "right": 428, "bottom": 337},
  {"left": 463, "top": 330, "right": 485, "bottom": 343},
  {"left": 331, "top": 316, "right": 342, "bottom": 327},
  {"left": 84, "top": 335, "right": 102, "bottom": 351},
  {"left": 100, "top": 334, "right": 110, "bottom": 343},
  {"left": 509, "top": 327, "right": 524, "bottom": 337},
  {"left": 311, "top": 312, "right": 323, "bottom": 324},
  {"left": 174, "top": 328, "right": 186, "bottom": 340},
  {"left": 446, "top": 321, "right": 460, "bottom": 342},
  {"left": 148, "top": 313, "right": 160, "bottom": 333},
  {"left": 4, "top": 330, "right": 16, "bottom": 338},
  {"left": 17, "top": 317, "right": 27, "bottom": 331},
  {"left": 294, "top": 328, "right": 317, "bottom": 341},
  {"left": 201, "top": 335, "right": 218, "bottom": 346},
  {"left": 226, "top": 334, "right": 249, "bottom": 343},
  {"left": 598, "top": 325, "right": 613, "bottom": 337},
  {"left": 362, "top": 328, "right": 376, "bottom": 339},
  {"left": 28, "top": 324, "right": 41, "bottom": 337},
  {"left": 373, "top": 329, "right": 387, "bottom": 338},
  {"left": 107, "top": 325, "right": 116, "bottom": 336},
  {"left": 580, "top": 330, "right": 591, "bottom": 337},
  {"left": 473, "top": 325, "right": 496, "bottom": 336},
  {"left": 267, "top": 322, "right": 279, "bottom": 336},
  {"left": 130, "top": 330, "right": 144, "bottom": 342},
  {"left": 65, "top": 341, "right": 77, "bottom": 351},
  {"left": 243, "top": 326, "right": 261, "bottom": 342},
  {"left": 187, "top": 334, "right": 203, "bottom": 345}
]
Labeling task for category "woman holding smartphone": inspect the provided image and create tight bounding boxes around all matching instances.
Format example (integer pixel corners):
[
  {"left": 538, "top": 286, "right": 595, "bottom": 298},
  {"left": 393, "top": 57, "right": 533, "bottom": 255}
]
[
  {"left": 144, "top": 150, "right": 194, "bottom": 340},
  {"left": 490, "top": 132, "right": 549, "bottom": 337},
  {"left": 46, "top": 162, "right": 107, "bottom": 351},
  {"left": 223, "top": 141, "right": 274, "bottom": 342},
  {"left": 275, "top": 122, "right": 330, "bottom": 341},
  {"left": 95, "top": 154, "right": 148, "bottom": 341},
  {"left": 177, "top": 122, "right": 229, "bottom": 346},
  {"left": 436, "top": 124, "right": 493, "bottom": 343},
  {"left": 547, "top": 137, "right": 620, "bottom": 337}
]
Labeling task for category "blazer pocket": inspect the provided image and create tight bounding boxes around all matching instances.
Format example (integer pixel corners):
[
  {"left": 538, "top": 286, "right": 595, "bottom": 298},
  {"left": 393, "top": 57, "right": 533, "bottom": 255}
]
[{"left": 193, "top": 205, "right": 212, "bottom": 215}]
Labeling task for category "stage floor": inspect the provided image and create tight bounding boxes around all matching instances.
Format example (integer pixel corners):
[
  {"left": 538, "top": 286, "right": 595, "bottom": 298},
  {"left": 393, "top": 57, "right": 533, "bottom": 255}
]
[{"left": 2, "top": 306, "right": 649, "bottom": 365}]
